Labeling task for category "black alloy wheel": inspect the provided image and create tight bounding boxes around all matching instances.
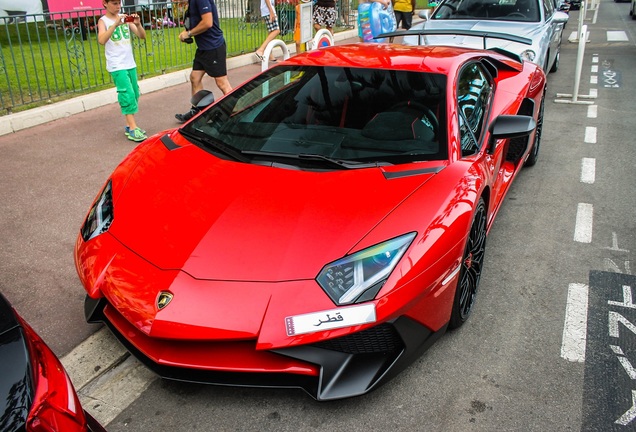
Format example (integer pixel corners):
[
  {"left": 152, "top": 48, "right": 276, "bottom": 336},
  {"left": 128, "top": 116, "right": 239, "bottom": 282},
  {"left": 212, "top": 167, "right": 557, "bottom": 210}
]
[
  {"left": 449, "top": 198, "right": 487, "bottom": 329},
  {"left": 524, "top": 92, "right": 545, "bottom": 167}
]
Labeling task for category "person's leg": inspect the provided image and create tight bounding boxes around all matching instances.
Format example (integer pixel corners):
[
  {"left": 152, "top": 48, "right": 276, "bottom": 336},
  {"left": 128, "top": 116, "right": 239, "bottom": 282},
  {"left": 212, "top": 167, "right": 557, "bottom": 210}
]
[
  {"left": 124, "top": 114, "right": 137, "bottom": 131},
  {"left": 325, "top": 6, "right": 337, "bottom": 33},
  {"left": 175, "top": 55, "right": 206, "bottom": 123},
  {"left": 214, "top": 76, "right": 232, "bottom": 95},
  {"left": 189, "top": 69, "right": 206, "bottom": 95},
  {"left": 204, "top": 44, "right": 232, "bottom": 95},
  {"left": 403, "top": 10, "right": 413, "bottom": 30},
  {"left": 112, "top": 69, "right": 146, "bottom": 140},
  {"left": 125, "top": 69, "right": 141, "bottom": 133},
  {"left": 313, "top": 6, "right": 325, "bottom": 31},
  {"left": 256, "top": 16, "right": 281, "bottom": 60},
  {"left": 256, "top": 29, "right": 281, "bottom": 58}
]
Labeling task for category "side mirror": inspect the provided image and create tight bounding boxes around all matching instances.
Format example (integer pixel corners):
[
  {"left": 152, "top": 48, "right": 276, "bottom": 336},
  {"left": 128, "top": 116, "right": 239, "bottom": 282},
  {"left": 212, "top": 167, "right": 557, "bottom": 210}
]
[
  {"left": 190, "top": 89, "right": 215, "bottom": 110},
  {"left": 418, "top": 9, "right": 432, "bottom": 20},
  {"left": 487, "top": 115, "right": 535, "bottom": 154},
  {"left": 553, "top": 11, "right": 569, "bottom": 23}
]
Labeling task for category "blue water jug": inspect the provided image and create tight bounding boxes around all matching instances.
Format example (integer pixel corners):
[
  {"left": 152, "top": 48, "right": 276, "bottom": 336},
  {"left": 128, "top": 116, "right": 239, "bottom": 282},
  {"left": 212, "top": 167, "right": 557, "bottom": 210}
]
[{"left": 357, "top": 2, "right": 397, "bottom": 43}]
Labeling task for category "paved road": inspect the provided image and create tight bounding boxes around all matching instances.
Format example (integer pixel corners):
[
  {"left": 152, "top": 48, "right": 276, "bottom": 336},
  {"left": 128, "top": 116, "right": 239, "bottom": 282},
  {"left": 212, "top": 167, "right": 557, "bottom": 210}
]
[{"left": 1, "top": 3, "right": 636, "bottom": 430}]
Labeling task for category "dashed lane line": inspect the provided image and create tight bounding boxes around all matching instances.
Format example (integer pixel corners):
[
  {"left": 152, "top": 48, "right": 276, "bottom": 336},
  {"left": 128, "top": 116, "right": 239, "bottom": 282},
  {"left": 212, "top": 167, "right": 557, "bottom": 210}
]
[
  {"left": 581, "top": 158, "right": 596, "bottom": 184},
  {"left": 561, "top": 283, "right": 589, "bottom": 363},
  {"left": 574, "top": 203, "right": 594, "bottom": 244}
]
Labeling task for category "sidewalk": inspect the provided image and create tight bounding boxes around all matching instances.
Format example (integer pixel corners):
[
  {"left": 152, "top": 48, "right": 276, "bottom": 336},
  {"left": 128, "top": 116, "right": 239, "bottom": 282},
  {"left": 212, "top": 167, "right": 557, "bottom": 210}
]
[{"left": 0, "top": 29, "right": 360, "bottom": 137}]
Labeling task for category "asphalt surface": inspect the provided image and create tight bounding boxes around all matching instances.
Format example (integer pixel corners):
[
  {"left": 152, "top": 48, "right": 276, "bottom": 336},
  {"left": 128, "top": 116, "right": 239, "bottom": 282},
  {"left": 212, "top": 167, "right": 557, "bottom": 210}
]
[{"left": 1, "top": 4, "right": 636, "bottom": 431}]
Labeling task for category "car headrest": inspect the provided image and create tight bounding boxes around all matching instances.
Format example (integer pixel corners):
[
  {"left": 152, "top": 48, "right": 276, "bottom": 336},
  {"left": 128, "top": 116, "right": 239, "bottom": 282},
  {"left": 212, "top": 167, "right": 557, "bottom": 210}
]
[{"left": 362, "top": 107, "right": 435, "bottom": 142}]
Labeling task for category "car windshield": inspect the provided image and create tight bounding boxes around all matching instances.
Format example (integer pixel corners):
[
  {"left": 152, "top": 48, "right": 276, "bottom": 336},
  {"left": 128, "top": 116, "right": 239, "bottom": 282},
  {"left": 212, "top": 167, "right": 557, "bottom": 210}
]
[
  {"left": 432, "top": 0, "right": 540, "bottom": 21},
  {"left": 183, "top": 65, "right": 447, "bottom": 168}
]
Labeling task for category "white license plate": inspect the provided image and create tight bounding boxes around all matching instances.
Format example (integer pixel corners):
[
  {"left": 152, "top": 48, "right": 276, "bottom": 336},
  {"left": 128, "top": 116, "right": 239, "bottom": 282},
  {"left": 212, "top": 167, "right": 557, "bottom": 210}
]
[{"left": 285, "top": 303, "right": 376, "bottom": 336}]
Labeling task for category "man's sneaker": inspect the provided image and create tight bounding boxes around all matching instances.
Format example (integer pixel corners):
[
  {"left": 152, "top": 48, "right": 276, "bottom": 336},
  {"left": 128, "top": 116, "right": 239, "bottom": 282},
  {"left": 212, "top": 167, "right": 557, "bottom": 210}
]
[
  {"left": 125, "top": 126, "right": 146, "bottom": 137},
  {"left": 175, "top": 107, "right": 199, "bottom": 124},
  {"left": 127, "top": 127, "right": 147, "bottom": 142}
]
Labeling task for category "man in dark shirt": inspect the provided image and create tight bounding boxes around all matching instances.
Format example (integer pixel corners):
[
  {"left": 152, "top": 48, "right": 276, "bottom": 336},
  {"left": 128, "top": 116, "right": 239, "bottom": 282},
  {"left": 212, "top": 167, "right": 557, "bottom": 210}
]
[{"left": 175, "top": 0, "right": 232, "bottom": 123}]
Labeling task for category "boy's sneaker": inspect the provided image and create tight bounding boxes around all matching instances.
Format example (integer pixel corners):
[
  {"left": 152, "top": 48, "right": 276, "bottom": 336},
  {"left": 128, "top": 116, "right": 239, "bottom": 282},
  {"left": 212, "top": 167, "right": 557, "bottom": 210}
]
[
  {"left": 175, "top": 107, "right": 199, "bottom": 124},
  {"left": 125, "top": 126, "right": 146, "bottom": 137},
  {"left": 127, "top": 127, "right": 147, "bottom": 142}
]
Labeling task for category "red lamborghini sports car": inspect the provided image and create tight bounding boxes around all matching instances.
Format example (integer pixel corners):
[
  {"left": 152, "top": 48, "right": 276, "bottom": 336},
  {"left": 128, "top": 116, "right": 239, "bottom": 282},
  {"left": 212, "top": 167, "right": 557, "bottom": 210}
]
[{"left": 75, "top": 35, "right": 546, "bottom": 401}]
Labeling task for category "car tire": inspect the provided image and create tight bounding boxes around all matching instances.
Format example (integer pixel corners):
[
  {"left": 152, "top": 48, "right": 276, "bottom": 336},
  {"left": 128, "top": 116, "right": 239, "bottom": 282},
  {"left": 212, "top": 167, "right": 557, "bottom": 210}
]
[
  {"left": 524, "top": 92, "right": 544, "bottom": 167},
  {"left": 449, "top": 197, "right": 486, "bottom": 330},
  {"left": 549, "top": 50, "right": 559, "bottom": 73}
]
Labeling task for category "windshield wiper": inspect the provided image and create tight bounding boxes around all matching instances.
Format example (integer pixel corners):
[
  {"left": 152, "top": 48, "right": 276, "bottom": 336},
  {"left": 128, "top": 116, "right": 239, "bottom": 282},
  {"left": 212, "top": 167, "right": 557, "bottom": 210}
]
[
  {"left": 241, "top": 150, "right": 392, "bottom": 169},
  {"left": 179, "top": 128, "right": 249, "bottom": 163}
]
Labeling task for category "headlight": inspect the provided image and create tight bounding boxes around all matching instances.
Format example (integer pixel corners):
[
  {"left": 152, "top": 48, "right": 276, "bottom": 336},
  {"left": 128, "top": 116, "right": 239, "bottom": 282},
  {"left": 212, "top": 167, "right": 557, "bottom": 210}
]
[
  {"left": 80, "top": 180, "right": 114, "bottom": 241},
  {"left": 316, "top": 233, "right": 416, "bottom": 305},
  {"left": 520, "top": 49, "right": 536, "bottom": 62}
]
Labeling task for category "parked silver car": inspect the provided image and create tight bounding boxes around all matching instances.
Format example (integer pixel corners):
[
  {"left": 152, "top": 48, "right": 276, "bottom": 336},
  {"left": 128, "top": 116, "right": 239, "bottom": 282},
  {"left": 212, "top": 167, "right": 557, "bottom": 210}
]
[{"left": 403, "top": 0, "right": 569, "bottom": 73}]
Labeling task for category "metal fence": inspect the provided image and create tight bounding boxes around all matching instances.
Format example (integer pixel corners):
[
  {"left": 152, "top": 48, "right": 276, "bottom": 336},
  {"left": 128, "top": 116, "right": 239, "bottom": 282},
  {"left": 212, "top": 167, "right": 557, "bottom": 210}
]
[{"left": 0, "top": 0, "right": 356, "bottom": 114}]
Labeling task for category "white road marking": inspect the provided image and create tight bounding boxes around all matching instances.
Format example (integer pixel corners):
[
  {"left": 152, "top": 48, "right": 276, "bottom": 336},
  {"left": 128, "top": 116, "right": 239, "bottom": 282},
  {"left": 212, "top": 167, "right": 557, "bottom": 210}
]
[
  {"left": 592, "top": 55, "right": 598, "bottom": 63},
  {"left": 590, "top": 75, "right": 598, "bottom": 85},
  {"left": 561, "top": 283, "right": 589, "bottom": 363},
  {"left": 585, "top": 126, "right": 597, "bottom": 143},
  {"left": 574, "top": 203, "right": 594, "bottom": 243},
  {"left": 61, "top": 327, "right": 156, "bottom": 427},
  {"left": 605, "top": 258, "right": 632, "bottom": 274},
  {"left": 590, "top": 88, "right": 598, "bottom": 98},
  {"left": 581, "top": 158, "right": 596, "bottom": 184},
  {"left": 604, "top": 232, "right": 631, "bottom": 253},
  {"left": 607, "top": 31, "right": 629, "bottom": 42},
  {"left": 616, "top": 391, "right": 636, "bottom": 426},
  {"left": 591, "top": 65, "right": 598, "bottom": 73},
  {"left": 61, "top": 327, "right": 127, "bottom": 389},
  {"left": 79, "top": 356, "right": 157, "bottom": 426},
  {"left": 587, "top": 105, "right": 598, "bottom": 118}
]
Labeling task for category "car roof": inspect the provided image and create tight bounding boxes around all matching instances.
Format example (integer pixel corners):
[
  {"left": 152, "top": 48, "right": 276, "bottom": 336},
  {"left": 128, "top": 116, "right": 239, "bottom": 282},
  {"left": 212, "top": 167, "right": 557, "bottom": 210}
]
[{"left": 281, "top": 43, "right": 521, "bottom": 75}]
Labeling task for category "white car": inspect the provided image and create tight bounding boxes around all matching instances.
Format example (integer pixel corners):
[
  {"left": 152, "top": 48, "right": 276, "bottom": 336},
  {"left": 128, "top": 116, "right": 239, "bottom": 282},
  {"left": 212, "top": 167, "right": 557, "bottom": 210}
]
[{"left": 403, "top": 0, "right": 569, "bottom": 73}]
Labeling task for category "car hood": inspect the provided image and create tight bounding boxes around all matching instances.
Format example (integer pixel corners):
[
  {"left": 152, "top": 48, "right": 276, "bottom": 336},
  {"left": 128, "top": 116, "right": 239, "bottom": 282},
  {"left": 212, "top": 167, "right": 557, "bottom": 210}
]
[
  {"left": 109, "top": 137, "right": 439, "bottom": 282},
  {"left": 406, "top": 19, "right": 544, "bottom": 51}
]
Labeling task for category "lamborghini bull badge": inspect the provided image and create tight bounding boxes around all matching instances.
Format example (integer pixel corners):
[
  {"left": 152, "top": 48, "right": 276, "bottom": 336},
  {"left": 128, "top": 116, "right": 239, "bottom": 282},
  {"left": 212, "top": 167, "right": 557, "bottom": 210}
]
[{"left": 157, "top": 292, "right": 173, "bottom": 310}]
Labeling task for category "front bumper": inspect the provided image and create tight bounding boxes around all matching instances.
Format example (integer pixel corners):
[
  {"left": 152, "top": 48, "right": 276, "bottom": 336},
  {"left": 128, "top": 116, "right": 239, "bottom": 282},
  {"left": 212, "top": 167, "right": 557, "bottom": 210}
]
[{"left": 85, "top": 295, "right": 446, "bottom": 400}]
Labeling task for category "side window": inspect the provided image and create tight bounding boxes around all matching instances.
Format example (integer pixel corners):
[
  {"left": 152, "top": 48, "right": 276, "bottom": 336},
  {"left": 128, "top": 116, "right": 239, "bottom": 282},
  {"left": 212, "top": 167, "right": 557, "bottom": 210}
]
[
  {"left": 544, "top": 0, "right": 554, "bottom": 17},
  {"left": 457, "top": 63, "right": 492, "bottom": 157}
]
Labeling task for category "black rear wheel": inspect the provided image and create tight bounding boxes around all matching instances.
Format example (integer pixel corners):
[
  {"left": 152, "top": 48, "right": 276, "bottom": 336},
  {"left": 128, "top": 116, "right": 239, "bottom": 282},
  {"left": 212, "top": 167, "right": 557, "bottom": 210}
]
[
  {"left": 449, "top": 198, "right": 487, "bottom": 329},
  {"left": 524, "top": 92, "right": 545, "bottom": 167},
  {"left": 549, "top": 50, "right": 560, "bottom": 73}
]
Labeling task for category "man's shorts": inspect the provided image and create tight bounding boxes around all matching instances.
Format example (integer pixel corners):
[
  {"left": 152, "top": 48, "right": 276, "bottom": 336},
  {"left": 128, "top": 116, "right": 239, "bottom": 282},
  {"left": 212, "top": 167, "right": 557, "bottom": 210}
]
[
  {"left": 263, "top": 15, "right": 280, "bottom": 32},
  {"left": 313, "top": 5, "right": 337, "bottom": 28},
  {"left": 395, "top": 10, "right": 413, "bottom": 30},
  {"left": 193, "top": 43, "right": 228, "bottom": 77}
]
